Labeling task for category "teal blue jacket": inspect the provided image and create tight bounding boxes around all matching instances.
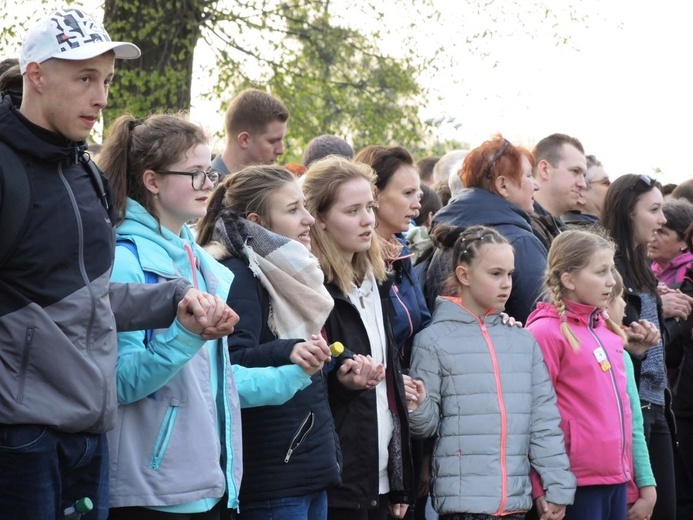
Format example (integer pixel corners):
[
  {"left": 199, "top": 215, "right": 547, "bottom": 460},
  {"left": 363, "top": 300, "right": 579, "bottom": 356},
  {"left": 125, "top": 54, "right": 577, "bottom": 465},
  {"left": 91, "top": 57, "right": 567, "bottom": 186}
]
[{"left": 107, "top": 199, "right": 311, "bottom": 511}]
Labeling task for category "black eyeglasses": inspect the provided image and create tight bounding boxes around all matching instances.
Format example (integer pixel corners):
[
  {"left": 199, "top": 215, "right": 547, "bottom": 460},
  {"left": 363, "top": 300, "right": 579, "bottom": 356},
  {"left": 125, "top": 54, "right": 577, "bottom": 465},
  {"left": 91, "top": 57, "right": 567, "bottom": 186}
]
[
  {"left": 485, "top": 139, "right": 511, "bottom": 178},
  {"left": 157, "top": 169, "right": 221, "bottom": 190}
]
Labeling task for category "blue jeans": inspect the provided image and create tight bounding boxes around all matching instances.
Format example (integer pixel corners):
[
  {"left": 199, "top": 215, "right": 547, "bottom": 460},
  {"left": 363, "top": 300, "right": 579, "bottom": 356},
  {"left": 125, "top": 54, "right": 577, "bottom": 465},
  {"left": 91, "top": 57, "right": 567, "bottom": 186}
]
[
  {"left": 0, "top": 425, "right": 109, "bottom": 519},
  {"left": 240, "top": 490, "right": 327, "bottom": 520}
]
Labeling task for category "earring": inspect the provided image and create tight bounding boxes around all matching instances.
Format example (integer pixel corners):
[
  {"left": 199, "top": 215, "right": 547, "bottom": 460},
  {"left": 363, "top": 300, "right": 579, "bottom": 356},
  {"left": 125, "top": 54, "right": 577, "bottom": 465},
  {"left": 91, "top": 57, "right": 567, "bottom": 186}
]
[{"left": 153, "top": 193, "right": 159, "bottom": 199}]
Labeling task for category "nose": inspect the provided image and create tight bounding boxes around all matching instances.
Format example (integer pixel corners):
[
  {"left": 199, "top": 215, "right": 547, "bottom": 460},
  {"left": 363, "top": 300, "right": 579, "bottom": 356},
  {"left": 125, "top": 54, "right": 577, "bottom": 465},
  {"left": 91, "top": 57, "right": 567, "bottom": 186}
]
[
  {"left": 532, "top": 178, "right": 540, "bottom": 191},
  {"left": 276, "top": 141, "right": 285, "bottom": 157},
  {"left": 363, "top": 208, "right": 375, "bottom": 227},
  {"left": 576, "top": 173, "right": 587, "bottom": 189},
  {"left": 606, "top": 272, "right": 616, "bottom": 287},
  {"left": 412, "top": 196, "right": 422, "bottom": 211},
  {"left": 302, "top": 208, "right": 315, "bottom": 225},
  {"left": 93, "top": 83, "right": 108, "bottom": 109}
]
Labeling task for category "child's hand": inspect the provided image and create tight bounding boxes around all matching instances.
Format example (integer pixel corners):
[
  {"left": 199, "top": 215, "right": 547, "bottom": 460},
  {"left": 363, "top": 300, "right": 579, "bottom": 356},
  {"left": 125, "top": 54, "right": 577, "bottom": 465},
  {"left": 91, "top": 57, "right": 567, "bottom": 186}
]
[
  {"left": 500, "top": 312, "right": 522, "bottom": 328},
  {"left": 337, "top": 354, "right": 385, "bottom": 390},
  {"left": 535, "top": 497, "right": 566, "bottom": 520},
  {"left": 402, "top": 375, "right": 426, "bottom": 412},
  {"left": 289, "top": 334, "right": 331, "bottom": 376},
  {"left": 627, "top": 485, "right": 656, "bottom": 520}
]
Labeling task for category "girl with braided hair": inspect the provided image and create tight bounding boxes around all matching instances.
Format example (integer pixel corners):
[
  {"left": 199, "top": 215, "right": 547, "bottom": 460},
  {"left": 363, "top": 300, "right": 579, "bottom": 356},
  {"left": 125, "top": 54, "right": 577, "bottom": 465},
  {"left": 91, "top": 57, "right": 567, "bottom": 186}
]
[
  {"left": 408, "top": 225, "right": 574, "bottom": 520},
  {"left": 526, "top": 229, "right": 635, "bottom": 520}
]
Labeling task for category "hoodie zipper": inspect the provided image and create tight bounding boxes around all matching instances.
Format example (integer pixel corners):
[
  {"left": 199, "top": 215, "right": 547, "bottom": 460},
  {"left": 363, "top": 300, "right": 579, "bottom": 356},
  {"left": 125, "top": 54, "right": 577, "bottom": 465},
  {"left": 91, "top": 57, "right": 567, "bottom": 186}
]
[{"left": 587, "top": 309, "right": 628, "bottom": 481}]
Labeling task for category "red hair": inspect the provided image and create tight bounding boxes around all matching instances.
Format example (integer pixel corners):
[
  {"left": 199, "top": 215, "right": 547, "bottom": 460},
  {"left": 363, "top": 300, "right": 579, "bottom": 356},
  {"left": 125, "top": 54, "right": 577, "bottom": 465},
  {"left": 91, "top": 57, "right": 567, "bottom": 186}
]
[{"left": 460, "top": 134, "right": 535, "bottom": 196}]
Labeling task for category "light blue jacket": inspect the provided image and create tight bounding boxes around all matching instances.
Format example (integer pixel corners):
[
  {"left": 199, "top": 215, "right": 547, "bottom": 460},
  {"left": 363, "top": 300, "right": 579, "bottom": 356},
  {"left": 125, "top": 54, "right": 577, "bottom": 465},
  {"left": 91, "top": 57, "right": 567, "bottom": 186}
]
[{"left": 107, "top": 199, "right": 311, "bottom": 511}]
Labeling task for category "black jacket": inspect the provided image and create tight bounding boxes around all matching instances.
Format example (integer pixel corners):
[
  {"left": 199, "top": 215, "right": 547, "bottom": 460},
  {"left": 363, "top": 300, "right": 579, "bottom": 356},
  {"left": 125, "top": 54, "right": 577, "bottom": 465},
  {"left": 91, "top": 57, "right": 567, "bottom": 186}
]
[
  {"left": 323, "top": 279, "right": 414, "bottom": 510},
  {"left": 223, "top": 256, "right": 341, "bottom": 502},
  {"left": 669, "top": 267, "right": 693, "bottom": 416}
]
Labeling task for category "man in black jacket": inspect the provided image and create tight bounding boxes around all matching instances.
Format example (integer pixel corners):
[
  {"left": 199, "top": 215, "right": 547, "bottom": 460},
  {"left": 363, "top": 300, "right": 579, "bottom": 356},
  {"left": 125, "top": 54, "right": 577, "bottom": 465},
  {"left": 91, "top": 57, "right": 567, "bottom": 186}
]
[{"left": 0, "top": 8, "right": 237, "bottom": 519}]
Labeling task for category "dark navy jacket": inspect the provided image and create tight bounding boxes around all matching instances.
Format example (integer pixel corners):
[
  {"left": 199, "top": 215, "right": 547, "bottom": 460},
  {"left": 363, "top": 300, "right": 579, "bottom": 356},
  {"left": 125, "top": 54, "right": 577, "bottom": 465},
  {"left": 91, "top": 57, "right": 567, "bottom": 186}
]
[
  {"left": 388, "top": 234, "right": 431, "bottom": 369},
  {"left": 427, "top": 188, "right": 548, "bottom": 323},
  {"left": 222, "top": 255, "right": 341, "bottom": 502}
]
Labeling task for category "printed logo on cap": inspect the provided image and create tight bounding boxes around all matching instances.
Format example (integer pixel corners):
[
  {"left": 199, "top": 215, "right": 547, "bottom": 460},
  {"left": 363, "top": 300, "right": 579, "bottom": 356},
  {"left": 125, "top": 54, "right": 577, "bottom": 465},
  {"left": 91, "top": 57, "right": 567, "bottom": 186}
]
[{"left": 51, "top": 9, "right": 112, "bottom": 54}]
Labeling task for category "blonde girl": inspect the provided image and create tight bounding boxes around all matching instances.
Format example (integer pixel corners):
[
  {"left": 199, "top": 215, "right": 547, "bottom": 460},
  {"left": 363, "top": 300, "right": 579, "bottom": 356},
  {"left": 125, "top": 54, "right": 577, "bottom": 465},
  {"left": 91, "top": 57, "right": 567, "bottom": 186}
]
[
  {"left": 526, "top": 229, "right": 634, "bottom": 520},
  {"left": 302, "top": 156, "right": 419, "bottom": 520}
]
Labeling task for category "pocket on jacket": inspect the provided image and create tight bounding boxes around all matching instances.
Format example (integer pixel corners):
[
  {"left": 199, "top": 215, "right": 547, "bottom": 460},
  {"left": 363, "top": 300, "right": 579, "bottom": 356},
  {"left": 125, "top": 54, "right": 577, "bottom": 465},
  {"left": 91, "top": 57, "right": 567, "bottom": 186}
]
[
  {"left": 17, "top": 327, "right": 35, "bottom": 404},
  {"left": 149, "top": 401, "right": 180, "bottom": 469},
  {"left": 284, "top": 411, "right": 315, "bottom": 463}
]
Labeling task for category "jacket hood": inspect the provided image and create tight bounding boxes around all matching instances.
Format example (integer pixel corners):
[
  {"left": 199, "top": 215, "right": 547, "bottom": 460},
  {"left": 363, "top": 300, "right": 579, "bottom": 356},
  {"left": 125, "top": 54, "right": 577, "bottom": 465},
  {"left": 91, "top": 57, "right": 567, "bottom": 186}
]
[
  {"left": 430, "top": 296, "right": 503, "bottom": 327},
  {"left": 116, "top": 198, "right": 233, "bottom": 299},
  {"left": 526, "top": 300, "right": 608, "bottom": 328},
  {"left": 0, "top": 92, "right": 86, "bottom": 163},
  {"left": 433, "top": 188, "right": 533, "bottom": 232}
]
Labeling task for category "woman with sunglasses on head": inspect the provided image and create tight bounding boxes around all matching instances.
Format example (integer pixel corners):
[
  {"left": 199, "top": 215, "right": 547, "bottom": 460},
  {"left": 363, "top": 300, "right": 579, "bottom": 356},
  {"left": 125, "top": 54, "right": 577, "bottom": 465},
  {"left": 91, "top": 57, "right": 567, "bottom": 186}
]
[
  {"left": 425, "top": 134, "right": 544, "bottom": 323},
  {"left": 99, "top": 113, "right": 318, "bottom": 519},
  {"left": 602, "top": 174, "right": 692, "bottom": 520}
]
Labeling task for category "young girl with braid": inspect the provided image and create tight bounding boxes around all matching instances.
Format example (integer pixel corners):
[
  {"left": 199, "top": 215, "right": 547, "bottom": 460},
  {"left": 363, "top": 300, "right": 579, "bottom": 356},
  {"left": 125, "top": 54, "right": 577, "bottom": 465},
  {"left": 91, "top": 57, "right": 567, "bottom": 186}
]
[
  {"left": 527, "top": 229, "right": 636, "bottom": 520},
  {"left": 408, "top": 225, "right": 574, "bottom": 520}
]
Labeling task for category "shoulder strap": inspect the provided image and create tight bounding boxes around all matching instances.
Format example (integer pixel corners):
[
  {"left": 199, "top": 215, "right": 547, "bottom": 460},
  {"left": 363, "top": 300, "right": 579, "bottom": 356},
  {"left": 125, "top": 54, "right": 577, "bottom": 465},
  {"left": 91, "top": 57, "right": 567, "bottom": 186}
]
[
  {"left": 0, "top": 141, "right": 32, "bottom": 269},
  {"left": 116, "top": 239, "right": 158, "bottom": 345}
]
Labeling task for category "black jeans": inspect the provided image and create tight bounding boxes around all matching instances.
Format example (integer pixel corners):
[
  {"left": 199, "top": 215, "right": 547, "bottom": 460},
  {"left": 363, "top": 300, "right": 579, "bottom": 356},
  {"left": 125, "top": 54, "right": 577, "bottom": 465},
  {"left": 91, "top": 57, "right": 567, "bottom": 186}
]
[
  {"left": 641, "top": 402, "right": 677, "bottom": 520},
  {"left": 674, "top": 414, "right": 693, "bottom": 519}
]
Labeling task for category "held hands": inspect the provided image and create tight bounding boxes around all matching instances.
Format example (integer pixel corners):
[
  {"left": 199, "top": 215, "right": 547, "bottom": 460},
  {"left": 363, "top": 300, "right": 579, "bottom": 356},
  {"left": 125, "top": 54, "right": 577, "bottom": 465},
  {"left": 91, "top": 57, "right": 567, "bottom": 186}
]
[
  {"left": 402, "top": 374, "right": 426, "bottom": 413},
  {"left": 177, "top": 289, "right": 239, "bottom": 340},
  {"left": 535, "top": 496, "right": 566, "bottom": 520},
  {"left": 623, "top": 319, "right": 661, "bottom": 356},
  {"left": 337, "top": 354, "right": 385, "bottom": 390},
  {"left": 500, "top": 312, "right": 522, "bottom": 328},
  {"left": 627, "top": 485, "right": 656, "bottom": 520},
  {"left": 388, "top": 503, "right": 409, "bottom": 519},
  {"left": 290, "top": 334, "right": 332, "bottom": 376},
  {"left": 659, "top": 285, "right": 693, "bottom": 320}
]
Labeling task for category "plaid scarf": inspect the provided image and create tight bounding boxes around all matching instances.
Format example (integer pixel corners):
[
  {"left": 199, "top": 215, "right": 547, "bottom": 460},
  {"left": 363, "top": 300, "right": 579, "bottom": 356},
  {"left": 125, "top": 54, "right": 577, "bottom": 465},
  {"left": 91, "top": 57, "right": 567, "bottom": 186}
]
[{"left": 207, "top": 209, "right": 334, "bottom": 340}]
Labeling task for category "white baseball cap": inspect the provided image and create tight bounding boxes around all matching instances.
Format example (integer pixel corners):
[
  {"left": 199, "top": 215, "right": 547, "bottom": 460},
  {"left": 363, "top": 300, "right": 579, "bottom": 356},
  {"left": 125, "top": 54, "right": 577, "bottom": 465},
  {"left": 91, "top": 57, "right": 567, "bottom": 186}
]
[{"left": 19, "top": 8, "right": 141, "bottom": 74}]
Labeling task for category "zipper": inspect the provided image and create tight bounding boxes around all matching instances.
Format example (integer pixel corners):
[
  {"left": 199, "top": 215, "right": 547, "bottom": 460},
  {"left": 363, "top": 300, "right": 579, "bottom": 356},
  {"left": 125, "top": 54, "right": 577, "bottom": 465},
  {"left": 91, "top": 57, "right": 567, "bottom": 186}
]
[
  {"left": 392, "top": 285, "right": 414, "bottom": 339},
  {"left": 587, "top": 309, "right": 628, "bottom": 481},
  {"left": 284, "top": 412, "right": 315, "bottom": 463},
  {"left": 58, "top": 164, "right": 109, "bottom": 429},
  {"left": 184, "top": 243, "right": 199, "bottom": 289},
  {"left": 17, "top": 327, "right": 35, "bottom": 404},
  {"left": 447, "top": 298, "right": 509, "bottom": 514},
  {"left": 150, "top": 402, "right": 180, "bottom": 469}
]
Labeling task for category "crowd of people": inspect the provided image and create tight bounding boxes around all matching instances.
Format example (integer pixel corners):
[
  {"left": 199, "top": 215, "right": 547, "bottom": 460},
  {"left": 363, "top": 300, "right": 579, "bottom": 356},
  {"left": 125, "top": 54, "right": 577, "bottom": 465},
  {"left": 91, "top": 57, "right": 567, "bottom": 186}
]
[{"left": 3, "top": 7, "right": 693, "bottom": 520}]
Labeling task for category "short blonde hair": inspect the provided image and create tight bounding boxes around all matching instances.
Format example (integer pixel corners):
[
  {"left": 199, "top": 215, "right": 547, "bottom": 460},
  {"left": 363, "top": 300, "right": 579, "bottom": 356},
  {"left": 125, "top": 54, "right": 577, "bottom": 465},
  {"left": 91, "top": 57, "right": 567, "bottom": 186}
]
[{"left": 302, "top": 156, "right": 386, "bottom": 293}]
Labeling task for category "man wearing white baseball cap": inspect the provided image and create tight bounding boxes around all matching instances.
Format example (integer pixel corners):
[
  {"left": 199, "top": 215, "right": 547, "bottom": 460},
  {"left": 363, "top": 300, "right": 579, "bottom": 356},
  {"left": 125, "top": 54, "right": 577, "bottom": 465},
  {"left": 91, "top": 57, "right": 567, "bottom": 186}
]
[{"left": 0, "top": 8, "right": 239, "bottom": 519}]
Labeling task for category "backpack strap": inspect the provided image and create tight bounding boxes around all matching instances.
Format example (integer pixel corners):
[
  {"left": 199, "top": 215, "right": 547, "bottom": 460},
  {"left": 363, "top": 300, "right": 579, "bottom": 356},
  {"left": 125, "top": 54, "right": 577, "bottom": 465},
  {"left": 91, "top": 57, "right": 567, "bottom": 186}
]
[
  {"left": 0, "top": 141, "right": 32, "bottom": 269},
  {"left": 116, "top": 239, "right": 158, "bottom": 345}
]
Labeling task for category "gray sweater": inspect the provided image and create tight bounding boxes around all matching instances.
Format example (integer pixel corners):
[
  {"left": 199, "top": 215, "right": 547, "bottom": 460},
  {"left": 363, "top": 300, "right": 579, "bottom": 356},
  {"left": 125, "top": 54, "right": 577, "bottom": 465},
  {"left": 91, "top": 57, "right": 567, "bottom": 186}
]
[{"left": 409, "top": 297, "right": 575, "bottom": 515}]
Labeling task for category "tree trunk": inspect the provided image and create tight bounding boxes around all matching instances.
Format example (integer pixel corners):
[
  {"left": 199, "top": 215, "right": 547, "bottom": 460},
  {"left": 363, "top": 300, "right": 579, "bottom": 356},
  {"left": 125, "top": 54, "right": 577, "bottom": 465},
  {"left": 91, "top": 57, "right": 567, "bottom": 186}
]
[{"left": 102, "top": 0, "right": 205, "bottom": 126}]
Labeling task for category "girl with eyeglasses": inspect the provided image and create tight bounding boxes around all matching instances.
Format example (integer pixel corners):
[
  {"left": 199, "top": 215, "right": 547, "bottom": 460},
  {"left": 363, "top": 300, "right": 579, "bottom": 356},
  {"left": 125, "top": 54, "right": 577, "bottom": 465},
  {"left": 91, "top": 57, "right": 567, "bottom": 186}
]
[
  {"left": 99, "top": 113, "right": 320, "bottom": 519},
  {"left": 602, "top": 173, "right": 687, "bottom": 520}
]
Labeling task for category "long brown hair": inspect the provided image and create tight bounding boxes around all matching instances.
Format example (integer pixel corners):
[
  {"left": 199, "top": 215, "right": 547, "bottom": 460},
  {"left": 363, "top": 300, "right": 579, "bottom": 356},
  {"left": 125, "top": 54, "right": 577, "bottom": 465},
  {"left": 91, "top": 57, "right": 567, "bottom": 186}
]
[{"left": 302, "top": 156, "right": 386, "bottom": 293}]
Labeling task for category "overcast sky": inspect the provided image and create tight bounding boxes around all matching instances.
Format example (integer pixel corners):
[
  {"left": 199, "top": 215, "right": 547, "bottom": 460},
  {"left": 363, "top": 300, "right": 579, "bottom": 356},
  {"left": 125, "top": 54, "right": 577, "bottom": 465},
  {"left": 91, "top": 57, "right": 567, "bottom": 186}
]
[{"left": 7, "top": 0, "right": 693, "bottom": 184}]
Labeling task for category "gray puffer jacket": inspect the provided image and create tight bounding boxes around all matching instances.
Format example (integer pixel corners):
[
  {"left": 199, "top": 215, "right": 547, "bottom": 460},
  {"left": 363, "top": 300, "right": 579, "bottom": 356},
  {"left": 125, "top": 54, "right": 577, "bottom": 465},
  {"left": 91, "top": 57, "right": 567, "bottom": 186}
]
[{"left": 409, "top": 297, "right": 575, "bottom": 515}]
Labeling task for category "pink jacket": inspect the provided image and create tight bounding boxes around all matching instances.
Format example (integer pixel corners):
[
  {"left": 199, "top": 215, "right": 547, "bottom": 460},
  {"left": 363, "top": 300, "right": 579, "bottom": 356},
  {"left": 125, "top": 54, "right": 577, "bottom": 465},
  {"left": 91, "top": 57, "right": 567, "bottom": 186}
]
[{"left": 526, "top": 301, "right": 633, "bottom": 491}]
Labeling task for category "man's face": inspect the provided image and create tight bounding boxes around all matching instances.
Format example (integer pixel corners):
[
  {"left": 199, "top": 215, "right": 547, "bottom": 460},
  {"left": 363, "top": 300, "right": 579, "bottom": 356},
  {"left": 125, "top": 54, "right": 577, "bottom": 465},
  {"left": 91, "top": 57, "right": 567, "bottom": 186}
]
[
  {"left": 245, "top": 119, "right": 287, "bottom": 165},
  {"left": 32, "top": 53, "right": 115, "bottom": 142},
  {"left": 544, "top": 143, "right": 587, "bottom": 215}
]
